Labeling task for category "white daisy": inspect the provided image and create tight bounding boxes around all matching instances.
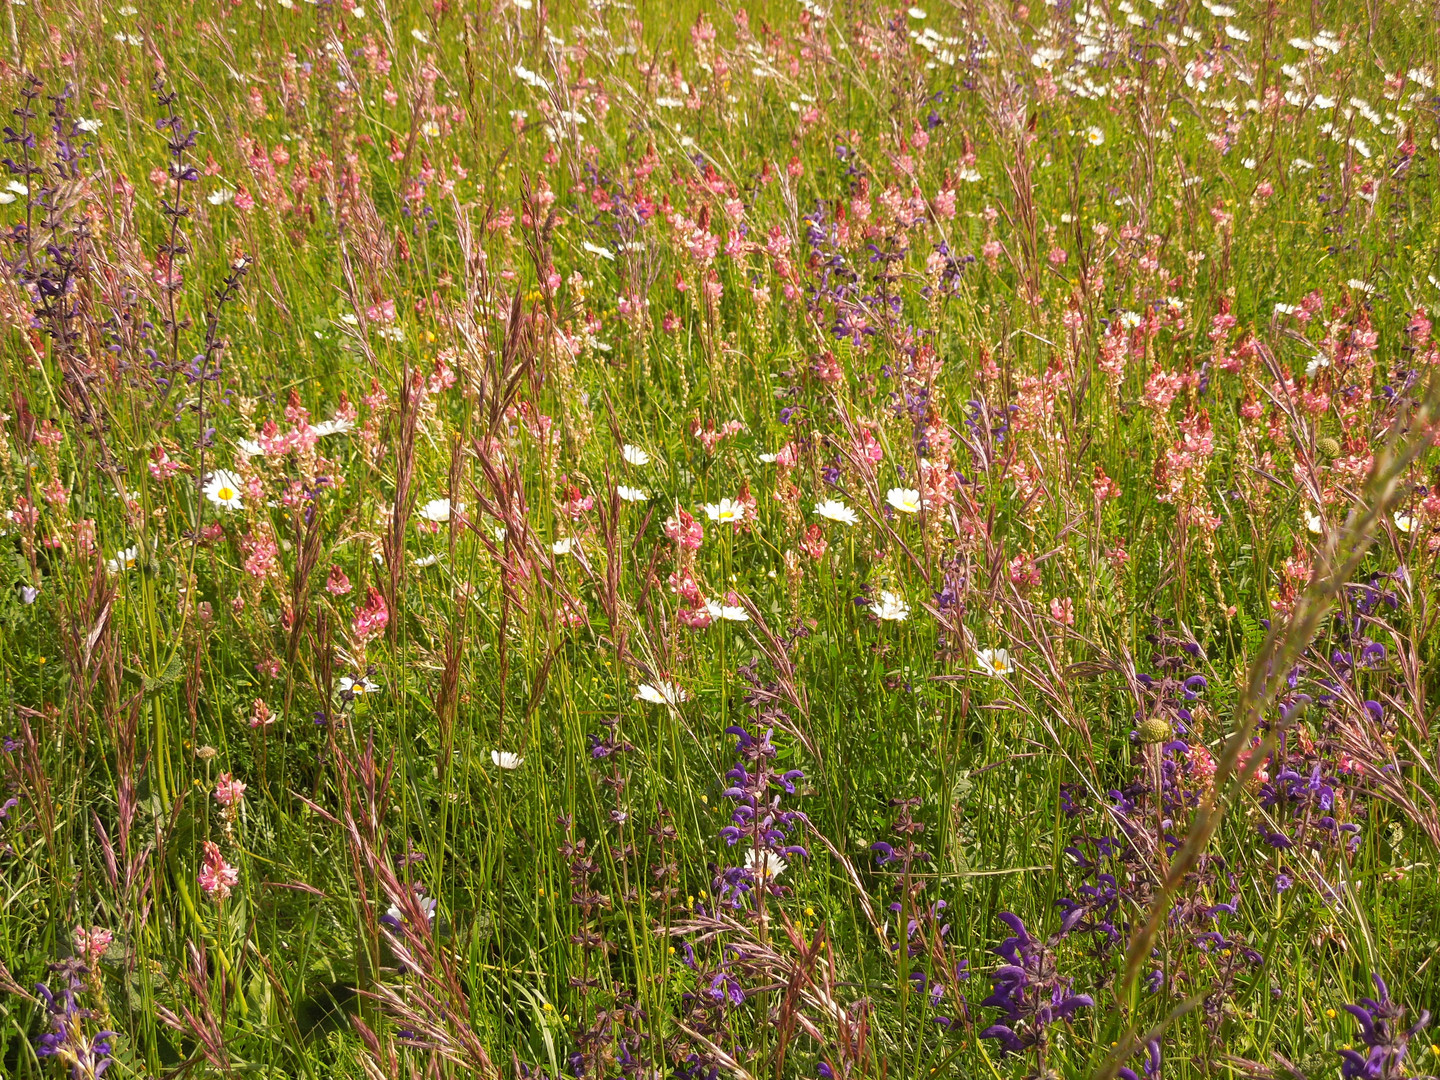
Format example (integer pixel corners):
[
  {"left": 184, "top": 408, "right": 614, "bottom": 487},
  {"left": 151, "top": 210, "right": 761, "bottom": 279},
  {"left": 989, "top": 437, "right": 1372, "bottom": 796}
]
[
  {"left": 491, "top": 750, "right": 524, "bottom": 770},
  {"left": 385, "top": 897, "right": 437, "bottom": 925},
  {"left": 869, "top": 591, "right": 910, "bottom": 621},
  {"left": 706, "top": 599, "right": 750, "bottom": 622},
  {"left": 203, "top": 470, "right": 245, "bottom": 510},
  {"left": 309, "top": 417, "right": 355, "bottom": 437},
  {"left": 704, "top": 498, "right": 746, "bottom": 524},
  {"left": 814, "top": 499, "right": 858, "bottom": 526},
  {"left": 617, "top": 485, "right": 649, "bottom": 502},
  {"left": 1394, "top": 512, "right": 1417, "bottom": 534},
  {"left": 886, "top": 488, "right": 922, "bottom": 515},
  {"left": 417, "top": 498, "right": 452, "bottom": 522},
  {"left": 107, "top": 545, "right": 140, "bottom": 573},
  {"left": 622, "top": 444, "right": 651, "bottom": 466},
  {"left": 975, "top": 648, "right": 1015, "bottom": 677},
  {"left": 636, "top": 681, "right": 687, "bottom": 706},
  {"left": 745, "top": 848, "right": 787, "bottom": 880}
]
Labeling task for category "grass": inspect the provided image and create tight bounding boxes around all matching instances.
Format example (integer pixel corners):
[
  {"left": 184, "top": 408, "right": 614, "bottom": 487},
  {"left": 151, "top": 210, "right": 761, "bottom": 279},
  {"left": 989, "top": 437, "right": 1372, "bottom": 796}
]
[{"left": 0, "top": 0, "right": 1439, "bottom": 1078}]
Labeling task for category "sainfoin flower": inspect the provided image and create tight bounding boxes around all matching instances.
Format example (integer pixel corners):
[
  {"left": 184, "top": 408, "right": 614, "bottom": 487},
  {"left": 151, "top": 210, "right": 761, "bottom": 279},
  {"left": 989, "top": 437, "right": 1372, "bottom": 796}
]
[
  {"left": 814, "top": 499, "right": 859, "bottom": 525},
  {"left": 326, "top": 565, "right": 352, "bottom": 595},
  {"left": 663, "top": 509, "right": 704, "bottom": 550},
  {"left": 203, "top": 469, "right": 245, "bottom": 510},
  {"left": 352, "top": 587, "right": 389, "bottom": 641},
  {"left": 72, "top": 925, "right": 113, "bottom": 964},
  {"left": 197, "top": 841, "right": 239, "bottom": 900},
  {"left": 214, "top": 773, "right": 247, "bottom": 807}
]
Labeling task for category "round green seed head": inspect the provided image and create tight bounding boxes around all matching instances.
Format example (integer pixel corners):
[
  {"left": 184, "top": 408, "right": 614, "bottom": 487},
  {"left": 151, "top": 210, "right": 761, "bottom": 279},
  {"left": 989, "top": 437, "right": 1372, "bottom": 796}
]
[{"left": 1138, "top": 717, "right": 1172, "bottom": 744}]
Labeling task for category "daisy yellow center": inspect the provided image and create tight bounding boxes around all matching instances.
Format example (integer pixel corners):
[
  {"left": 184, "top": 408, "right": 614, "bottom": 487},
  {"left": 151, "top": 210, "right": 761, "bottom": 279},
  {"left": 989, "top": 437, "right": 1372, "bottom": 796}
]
[{"left": 217, "top": 486, "right": 235, "bottom": 500}]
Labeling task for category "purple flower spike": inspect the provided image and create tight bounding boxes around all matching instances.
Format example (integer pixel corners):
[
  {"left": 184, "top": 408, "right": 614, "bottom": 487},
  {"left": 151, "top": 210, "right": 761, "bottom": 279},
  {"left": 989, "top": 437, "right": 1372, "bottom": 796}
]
[{"left": 1337, "top": 974, "right": 1430, "bottom": 1080}]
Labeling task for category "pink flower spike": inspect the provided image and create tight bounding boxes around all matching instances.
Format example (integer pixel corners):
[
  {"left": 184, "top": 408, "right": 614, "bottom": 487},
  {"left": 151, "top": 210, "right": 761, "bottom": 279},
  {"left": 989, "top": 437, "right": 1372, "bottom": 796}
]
[{"left": 197, "top": 841, "right": 240, "bottom": 902}]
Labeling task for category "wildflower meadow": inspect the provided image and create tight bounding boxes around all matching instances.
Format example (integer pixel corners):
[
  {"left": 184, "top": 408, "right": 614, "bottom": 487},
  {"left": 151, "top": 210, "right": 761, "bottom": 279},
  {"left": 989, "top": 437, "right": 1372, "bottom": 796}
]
[{"left": 2, "top": 0, "right": 1440, "bottom": 1077}]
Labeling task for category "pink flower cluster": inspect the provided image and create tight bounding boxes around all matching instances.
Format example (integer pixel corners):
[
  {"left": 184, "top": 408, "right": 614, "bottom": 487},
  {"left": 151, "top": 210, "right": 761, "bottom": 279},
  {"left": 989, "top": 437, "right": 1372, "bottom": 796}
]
[
  {"left": 214, "top": 773, "right": 247, "bottom": 807},
  {"left": 197, "top": 841, "right": 240, "bottom": 901},
  {"left": 352, "top": 586, "right": 390, "bottom": 641}
]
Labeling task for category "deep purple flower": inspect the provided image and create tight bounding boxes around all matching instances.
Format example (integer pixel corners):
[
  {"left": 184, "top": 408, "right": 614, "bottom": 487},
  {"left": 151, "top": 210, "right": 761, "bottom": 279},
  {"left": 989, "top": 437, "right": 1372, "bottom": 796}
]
[
  {"left": 35, "top": 973, "right": 115, "bottom": 1079},
  {"left": 707, "top": 971, "right": 745, "bottom": 1006},
  {"left": 1338, "top": 975, "right": 1430, "bottom": 1080},
  {"left": 979, "top": 913, "right": 1093, "bottom": 1058}
]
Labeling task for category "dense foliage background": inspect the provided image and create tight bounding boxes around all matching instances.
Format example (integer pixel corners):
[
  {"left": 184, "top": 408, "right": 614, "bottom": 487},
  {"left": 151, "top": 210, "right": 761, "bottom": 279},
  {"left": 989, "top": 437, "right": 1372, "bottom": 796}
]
[{"left": 1, "top": 0, "right": 1439, "bottom": 1077}]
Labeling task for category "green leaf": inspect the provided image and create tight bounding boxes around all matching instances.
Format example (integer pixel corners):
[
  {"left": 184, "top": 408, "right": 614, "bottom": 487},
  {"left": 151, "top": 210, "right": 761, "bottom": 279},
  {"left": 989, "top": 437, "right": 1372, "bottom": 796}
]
[{"left": 132, "top": 651, "right": 188, "bottom": 693}]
